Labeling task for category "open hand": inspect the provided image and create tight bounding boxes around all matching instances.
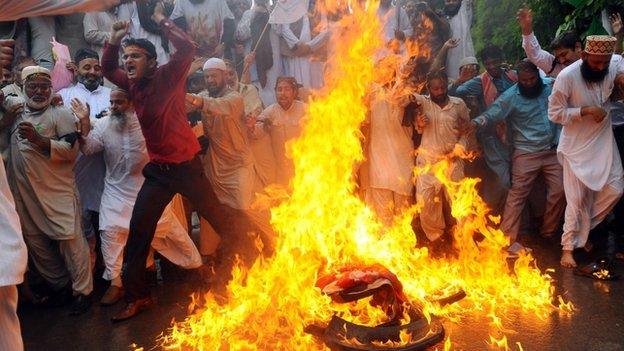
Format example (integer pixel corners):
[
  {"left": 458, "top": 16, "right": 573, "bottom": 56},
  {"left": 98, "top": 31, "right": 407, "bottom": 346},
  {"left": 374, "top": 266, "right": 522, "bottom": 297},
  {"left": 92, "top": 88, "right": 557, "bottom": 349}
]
[
  {"left": 516, "top": 7, "right": 533, "bottom": 36},
  {"left": 610, "top": 13, "right": 623, "bottom": 35},
  {"left": 110, "top": 21, "right": 130, "bottom": 45},
  {"left": 70, "top": 98, "right": 90, "bottom": 121}
]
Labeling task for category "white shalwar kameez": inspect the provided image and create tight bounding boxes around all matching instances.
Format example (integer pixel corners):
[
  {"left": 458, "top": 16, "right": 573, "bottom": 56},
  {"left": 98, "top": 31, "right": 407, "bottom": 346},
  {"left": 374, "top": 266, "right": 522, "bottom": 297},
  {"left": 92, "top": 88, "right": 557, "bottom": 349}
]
[
  {"left": 276, "top": 14, "right": 313, "bottom": 88},
  {"left": 445, "top": 0, "right": 475, "bottom": 80},
  {"left": 81, "top": 113, "right": 201, "bottom": 282},
  {"left": 59, "top": 83, "right": 109, "bottom": 232},
  {"left": 365, "top": 88, "right": 414, "bottom": 225},
  {"left": 548, "top": 56, "right": 624, "bottom": 251},
  {"left": 414, "top": 95, "right": 472, "bottom": 241},
  {"left": 0, "top": 157, "right": 27, "bottom": 351}
]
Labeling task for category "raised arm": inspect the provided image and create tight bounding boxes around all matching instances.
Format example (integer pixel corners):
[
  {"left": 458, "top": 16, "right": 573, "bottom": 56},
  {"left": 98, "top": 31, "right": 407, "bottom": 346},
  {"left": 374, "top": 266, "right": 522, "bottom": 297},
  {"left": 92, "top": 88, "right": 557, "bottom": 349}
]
[
  {"left": 517, "top": 8, "right": 556, "bottom": 75},
  {"left": 102, "top": 20, "right": 131, "bottom": 90}
]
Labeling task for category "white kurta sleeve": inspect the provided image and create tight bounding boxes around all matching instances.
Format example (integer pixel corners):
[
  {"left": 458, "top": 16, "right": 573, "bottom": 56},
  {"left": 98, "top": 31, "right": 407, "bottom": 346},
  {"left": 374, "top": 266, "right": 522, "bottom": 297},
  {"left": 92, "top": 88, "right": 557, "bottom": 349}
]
[
  {"left": 80, "top": 119, "right": 105, "bottom": 155},
  {"left": 522, "top": 33, "right": 556, "bottom": 75},
  {"left": 83, "top": 12, "right": 110, "bottom": 47},
  {"left": 236, "top": 10, "right": 253, "bottom": 42},
  {"left": 548, "top": 74, "right": 582, "bottom": 126},
  {"left": 277, "top": 23, "right": 300, "bottom": 49}
]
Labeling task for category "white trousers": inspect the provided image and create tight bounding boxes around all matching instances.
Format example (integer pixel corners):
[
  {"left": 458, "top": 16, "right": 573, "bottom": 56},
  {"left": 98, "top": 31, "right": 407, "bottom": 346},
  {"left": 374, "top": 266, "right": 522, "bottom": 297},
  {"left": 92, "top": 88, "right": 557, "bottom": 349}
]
[
  {"left": 100, "top": 205, "right": 202, "bottom": 281},
  {"left": 0, "top": 285, "right": 23, "bottom": 351},
  {"left": 561, "top": 158, "right": 624, "bottom": 250}
]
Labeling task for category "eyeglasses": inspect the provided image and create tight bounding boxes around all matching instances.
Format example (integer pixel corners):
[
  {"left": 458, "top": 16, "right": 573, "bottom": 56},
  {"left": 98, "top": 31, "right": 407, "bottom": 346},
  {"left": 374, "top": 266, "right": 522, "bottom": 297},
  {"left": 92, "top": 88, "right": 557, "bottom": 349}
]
[{"left": 25, "top": 83, "right": 52, "bottom": 91}]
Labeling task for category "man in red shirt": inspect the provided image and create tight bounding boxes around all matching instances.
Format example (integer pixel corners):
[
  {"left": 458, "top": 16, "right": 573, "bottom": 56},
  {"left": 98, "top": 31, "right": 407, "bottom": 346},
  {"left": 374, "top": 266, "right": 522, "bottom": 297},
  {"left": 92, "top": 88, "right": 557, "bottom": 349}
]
[{"left": 102, "top": 4, "right": 256, "bottom": 322}]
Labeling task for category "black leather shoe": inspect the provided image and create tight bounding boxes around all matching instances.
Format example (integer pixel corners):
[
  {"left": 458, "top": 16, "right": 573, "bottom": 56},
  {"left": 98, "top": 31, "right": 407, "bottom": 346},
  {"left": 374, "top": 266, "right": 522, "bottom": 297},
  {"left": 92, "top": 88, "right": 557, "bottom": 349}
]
[
  {"left": 111, "top": 297, "right": 153, "bottom": 323},
  {"left": 69, "top": 294, "right": 92, "bottom": 315}
]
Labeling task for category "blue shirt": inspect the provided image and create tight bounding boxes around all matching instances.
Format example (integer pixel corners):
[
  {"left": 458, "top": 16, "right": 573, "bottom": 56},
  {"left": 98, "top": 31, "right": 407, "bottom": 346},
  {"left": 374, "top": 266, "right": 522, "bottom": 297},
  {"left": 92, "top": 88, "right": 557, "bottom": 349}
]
[
  {"left": 449, "top": 71, "right": 517, "bottom": 113},
  {"left": 475, "top": 78, "right": 561, "bottom": 154}
]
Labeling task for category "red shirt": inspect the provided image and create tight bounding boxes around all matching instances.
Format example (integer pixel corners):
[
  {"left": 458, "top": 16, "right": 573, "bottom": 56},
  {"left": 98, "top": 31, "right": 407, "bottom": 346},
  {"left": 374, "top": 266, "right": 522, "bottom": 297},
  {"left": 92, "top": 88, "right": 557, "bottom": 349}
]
[{"left": 102, "top": 19, "right": 199, "bottom": 164}]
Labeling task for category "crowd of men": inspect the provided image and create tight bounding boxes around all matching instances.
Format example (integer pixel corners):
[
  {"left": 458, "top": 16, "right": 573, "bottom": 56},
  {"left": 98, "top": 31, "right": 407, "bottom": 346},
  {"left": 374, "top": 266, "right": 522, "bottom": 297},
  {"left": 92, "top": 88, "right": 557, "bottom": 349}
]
[{"left": 1, "top": 0, "right": 624, "bottom": 350}]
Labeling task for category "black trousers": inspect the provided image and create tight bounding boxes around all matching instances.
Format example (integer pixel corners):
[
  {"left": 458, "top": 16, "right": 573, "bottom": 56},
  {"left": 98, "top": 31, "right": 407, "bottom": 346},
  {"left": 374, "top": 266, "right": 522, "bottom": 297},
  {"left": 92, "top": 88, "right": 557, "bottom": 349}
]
[{"left": 122, "top": 155, "right": 255, "bottom": 302}]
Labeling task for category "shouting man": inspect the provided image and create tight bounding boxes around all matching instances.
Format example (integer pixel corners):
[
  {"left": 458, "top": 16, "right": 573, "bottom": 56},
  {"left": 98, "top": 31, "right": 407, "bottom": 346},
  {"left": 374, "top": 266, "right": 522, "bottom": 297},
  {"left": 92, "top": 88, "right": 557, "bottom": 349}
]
[{"left": 102, "top": 4, "right": 258, "bottom": 321}]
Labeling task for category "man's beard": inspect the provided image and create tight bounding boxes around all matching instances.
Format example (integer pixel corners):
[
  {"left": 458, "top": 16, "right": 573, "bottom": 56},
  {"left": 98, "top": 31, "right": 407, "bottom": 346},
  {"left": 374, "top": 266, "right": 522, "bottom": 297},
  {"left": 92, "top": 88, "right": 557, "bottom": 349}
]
[
  {"left": 430, "top": 94, "right": 448, "bottom": 106},
  {"left": 78, "top": 74, "right": 103, "bottom": 91},
  {"left": 207, "top": 83, "right": 226, "bottom": 97},
  {"left": 110, "top": 111, "right": 127, "bottom": 131},
  {"left": 26, "top": 94, "right": 52, "bottom": 111},
  {"left": 581, "top": 60, "right": 609, "bottom": 83},
  {"left": 518, "top": 80, "right": 545, "bottom": 99},
  {"left": 444, "top": 2, "right": 462, "bottom": 17}
]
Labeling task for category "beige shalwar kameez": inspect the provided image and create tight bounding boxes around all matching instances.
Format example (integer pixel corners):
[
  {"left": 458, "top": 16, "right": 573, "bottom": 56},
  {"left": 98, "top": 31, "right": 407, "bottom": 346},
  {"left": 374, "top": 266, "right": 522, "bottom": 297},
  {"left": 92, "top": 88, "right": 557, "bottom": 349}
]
[
  {"left": 256, "top": 100, "right": 307, "bottom": 186},
  {"left": 414, "top": 95, "right": 472, "bottom": 241},
  {"left": 7, "top": 105, "right": 92, "bottom": 295},
  {"left": 364, "top": 87, "right": 414, "bottom": 224}
]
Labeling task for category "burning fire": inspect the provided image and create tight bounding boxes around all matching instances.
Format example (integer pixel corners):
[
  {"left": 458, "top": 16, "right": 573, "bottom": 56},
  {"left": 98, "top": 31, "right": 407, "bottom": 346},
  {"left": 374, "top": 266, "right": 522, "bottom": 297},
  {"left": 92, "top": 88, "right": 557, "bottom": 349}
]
[{"left": 159, "top": 0, "right": 572, "bottom": 349}]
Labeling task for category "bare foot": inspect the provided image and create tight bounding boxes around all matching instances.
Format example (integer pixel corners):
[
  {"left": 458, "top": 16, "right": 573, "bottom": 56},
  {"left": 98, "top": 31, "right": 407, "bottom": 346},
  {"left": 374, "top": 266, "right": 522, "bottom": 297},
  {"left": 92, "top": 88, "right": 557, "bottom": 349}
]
[{"left": 560, "top": 250, "right": 577, "bottom": 268}]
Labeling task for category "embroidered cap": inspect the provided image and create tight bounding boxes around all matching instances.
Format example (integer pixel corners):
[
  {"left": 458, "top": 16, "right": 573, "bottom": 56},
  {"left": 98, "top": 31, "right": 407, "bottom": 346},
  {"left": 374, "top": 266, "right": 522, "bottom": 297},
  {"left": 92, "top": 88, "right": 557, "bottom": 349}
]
[{"left": 584, "top": 35, "right": 617, "bottom": 56}]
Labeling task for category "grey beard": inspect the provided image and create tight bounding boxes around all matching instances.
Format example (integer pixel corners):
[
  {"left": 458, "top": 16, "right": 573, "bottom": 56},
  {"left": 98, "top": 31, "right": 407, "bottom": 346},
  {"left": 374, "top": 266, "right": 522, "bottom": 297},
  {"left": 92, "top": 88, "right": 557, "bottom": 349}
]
[
  {"left": 25, "top": 95, "right": 52, "bottom": 111},
  {"left": 110, "top": 112, "right": 127, "bottom": 131}
]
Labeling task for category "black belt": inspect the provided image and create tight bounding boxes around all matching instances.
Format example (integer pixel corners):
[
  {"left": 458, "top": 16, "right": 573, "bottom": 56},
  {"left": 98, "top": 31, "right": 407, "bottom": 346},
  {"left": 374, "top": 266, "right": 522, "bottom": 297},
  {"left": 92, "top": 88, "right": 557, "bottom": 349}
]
[{"left": 151, "top": 154, "right": 198, "bottom": 170}]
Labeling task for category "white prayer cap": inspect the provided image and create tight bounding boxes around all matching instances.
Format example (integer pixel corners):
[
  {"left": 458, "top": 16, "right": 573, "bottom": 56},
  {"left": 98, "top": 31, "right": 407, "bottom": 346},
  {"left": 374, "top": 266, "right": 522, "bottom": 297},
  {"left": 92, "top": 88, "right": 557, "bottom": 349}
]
[
  {"left": 459, "top": 56, "right": 478, "bottom": 68},
  {"left": 21, "top": 66, "right": 51, "bottom": 84},
  {"left": 203, "top": 58, "right": 227, "bottom": 72}
]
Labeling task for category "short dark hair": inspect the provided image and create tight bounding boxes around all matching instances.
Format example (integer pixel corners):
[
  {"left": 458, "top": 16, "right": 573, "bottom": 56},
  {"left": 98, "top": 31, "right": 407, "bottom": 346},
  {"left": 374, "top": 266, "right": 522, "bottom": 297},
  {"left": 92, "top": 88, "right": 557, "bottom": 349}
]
[
  {"left": 275, "top": 76, "right": 299, "bottom": 90},
  {"left": 426, "top": 69, "right": 448, "bottom": 84},
  {"left": 74, "top": 48, "right": 99, "bottom": 64},
  {"left": 479, "top": 45, "right": 503, "bottom": 62},
  {"left": 515, "top": 59, "right": 539, "bottom": 75},
  {"left": 550, "top": 31, "right": 581, "bottom": 51},
  {"left": 122, "top": 38, "right": 157, "bottom": 59}
]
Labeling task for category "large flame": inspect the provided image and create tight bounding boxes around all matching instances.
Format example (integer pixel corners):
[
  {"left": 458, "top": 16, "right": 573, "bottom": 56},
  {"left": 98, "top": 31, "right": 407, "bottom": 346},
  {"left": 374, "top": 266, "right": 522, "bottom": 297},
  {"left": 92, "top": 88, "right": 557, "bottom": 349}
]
[{"left": 159, "top": 0, "right": 572, "bottom": 349}]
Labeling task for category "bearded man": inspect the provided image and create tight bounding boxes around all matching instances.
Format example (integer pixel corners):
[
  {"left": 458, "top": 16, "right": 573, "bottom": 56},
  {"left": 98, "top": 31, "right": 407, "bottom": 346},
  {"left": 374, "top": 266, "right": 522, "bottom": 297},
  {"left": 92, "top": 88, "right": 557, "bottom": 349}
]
[
  {"left": 186, "top": 58, "right": 268, "bottom": 293},
  {"left": 473, "top": 60, "right": 565, "bottom": 256},
  {"left": 59, "top": 48, "right": 108, "bottom": 258},
  {"left": 73, "top": 89, "right": 201, "bottom": 306},
  {"left": 2, "top": 66, "right": 93, "bottom": 315},
  {"left": 414, "top": 70, "right": 473, "bottom": 250},
  {"left": 548, "top": 36, "right": 624, "bottom": 268}
]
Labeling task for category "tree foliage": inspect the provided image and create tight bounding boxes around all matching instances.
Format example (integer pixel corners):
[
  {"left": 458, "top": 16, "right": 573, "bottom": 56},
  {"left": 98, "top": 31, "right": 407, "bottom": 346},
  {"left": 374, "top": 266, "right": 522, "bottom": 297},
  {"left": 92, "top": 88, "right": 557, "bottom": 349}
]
[{"left": 467, "top": 0, "right": 623, "bottom": 63}]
